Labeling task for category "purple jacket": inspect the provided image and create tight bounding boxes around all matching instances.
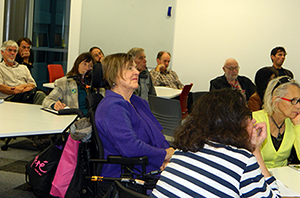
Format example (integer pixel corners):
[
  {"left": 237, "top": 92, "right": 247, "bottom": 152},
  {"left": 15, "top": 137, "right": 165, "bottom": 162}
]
[{"left": 95, "top": 90, "right": 169, "bottom": 178}]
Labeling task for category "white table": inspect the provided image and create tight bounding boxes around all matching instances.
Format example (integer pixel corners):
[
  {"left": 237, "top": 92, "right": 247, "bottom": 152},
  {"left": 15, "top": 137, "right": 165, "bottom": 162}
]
[
  {"left": 0, "top": 101, "right": 77, "bottom": 138},
  {"left": 269, "top": 166, "right": 300, "bottom": 197},
  {"left": 41, "top": 85, "right": 181, "bottom": 98},
  {"left": 43, "top": 82, "right": 54, "bottom": 89},
  {"left": 155, "top": 86, "right": 182, "bottom": 99}
]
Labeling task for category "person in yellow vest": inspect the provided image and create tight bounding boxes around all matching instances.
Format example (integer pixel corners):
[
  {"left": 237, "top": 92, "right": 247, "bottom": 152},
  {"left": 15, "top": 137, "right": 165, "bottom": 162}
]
[{"left": 253, "top": 76, "right": 300, "bottom": 168}]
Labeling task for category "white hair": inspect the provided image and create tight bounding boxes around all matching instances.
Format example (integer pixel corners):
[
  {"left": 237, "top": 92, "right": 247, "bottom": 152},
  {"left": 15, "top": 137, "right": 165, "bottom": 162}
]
[{"left": 1, "top": 40, "right": 19, "bottom": 53}]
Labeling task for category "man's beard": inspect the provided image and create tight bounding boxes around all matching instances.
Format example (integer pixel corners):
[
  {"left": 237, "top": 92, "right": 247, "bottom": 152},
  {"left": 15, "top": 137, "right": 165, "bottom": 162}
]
[{"left": 7, "top": 56, "right": 15, "bottom": 63}]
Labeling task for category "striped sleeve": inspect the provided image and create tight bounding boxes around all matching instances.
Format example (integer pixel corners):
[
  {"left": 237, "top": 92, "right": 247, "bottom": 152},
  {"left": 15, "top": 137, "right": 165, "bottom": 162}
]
[
  {"left": 151, "top": 145, "right": 281, "bottom": 198},
  {"left": 239, "top": 155, "right": 280, "bottom": 197}
]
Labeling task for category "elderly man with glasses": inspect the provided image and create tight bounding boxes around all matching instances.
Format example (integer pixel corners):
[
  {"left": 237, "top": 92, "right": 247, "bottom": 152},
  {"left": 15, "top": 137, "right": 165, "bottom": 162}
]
[
  {"left": 209, "top": 58, "right": 256, "bottom": 101},
  {"left": 0, "top": 40, "right": 45, "bottom": 104}
]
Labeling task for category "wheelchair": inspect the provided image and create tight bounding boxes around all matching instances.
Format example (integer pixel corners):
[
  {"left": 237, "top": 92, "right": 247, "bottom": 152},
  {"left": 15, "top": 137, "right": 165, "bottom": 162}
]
[{"left": 59, "top": 63, "right": 158, "bottom": 198}]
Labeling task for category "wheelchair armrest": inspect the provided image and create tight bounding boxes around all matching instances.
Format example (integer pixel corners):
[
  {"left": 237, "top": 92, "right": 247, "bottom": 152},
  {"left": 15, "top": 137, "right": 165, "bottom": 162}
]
[
  {"left": 107, "top": 155, "right": 148, "bottom": 165},
  {"left": 58, "top": 108, "right": 84, "bottom": 118}
]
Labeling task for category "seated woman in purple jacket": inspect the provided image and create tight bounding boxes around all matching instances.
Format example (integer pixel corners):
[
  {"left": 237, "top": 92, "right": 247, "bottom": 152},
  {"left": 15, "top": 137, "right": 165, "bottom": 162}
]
[{"left": 95, "top": 53, "right": 174, "bottom": 179}]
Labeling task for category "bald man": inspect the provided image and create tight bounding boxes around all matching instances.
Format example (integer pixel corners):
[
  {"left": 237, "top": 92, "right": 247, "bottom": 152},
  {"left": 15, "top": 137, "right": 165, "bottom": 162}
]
[{"left": 209, "top": 58, "right": 256, "bottom": 101}]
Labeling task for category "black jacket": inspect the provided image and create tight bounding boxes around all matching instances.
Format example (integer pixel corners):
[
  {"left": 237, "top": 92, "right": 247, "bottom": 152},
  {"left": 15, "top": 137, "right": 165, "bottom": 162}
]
[{"left": 209, "top": 75, "right": 256, "bottom": 101}]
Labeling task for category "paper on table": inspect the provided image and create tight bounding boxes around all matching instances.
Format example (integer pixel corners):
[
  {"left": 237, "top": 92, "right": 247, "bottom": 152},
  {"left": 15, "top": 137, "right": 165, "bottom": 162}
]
[{"left": 276, "top": 180, "right": 300, "bottom": 197}]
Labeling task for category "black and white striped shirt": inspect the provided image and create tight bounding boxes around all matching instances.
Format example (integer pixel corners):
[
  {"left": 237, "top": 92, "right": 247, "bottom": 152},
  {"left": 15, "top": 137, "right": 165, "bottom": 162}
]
[{"left": 151, "top": 143, "right": 280, "bottom": 198}]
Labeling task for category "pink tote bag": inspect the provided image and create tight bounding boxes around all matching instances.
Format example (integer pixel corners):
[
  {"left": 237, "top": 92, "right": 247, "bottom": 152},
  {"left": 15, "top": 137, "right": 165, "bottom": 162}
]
[{"left": 50, "top": 135, "right": 80, "bottom": 198}]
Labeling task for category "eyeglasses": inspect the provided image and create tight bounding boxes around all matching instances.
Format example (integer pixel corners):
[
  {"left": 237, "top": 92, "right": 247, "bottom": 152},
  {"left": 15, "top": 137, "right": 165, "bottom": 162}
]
[
  {"left": 6, "top": 48, "right": 17, "bottom": 53},
  {"left": 279, "top": 97, "right": 300, "bottom": 105},
  {"left": 224, "top": 66, "right": 240, "bottom": 71},
  {"left": 271, "top": 77, "right": 292, "bottom": 95}
]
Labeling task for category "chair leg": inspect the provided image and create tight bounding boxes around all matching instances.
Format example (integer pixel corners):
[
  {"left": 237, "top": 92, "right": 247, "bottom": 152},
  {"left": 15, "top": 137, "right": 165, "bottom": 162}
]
[{"left": 1, "top": 137, "right": 13, "bottom": 151}]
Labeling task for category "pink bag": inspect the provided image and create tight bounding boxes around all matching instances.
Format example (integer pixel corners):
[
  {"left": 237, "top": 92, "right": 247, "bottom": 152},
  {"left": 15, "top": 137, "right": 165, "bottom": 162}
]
[{"left": 50, "top": 135, "right": 80, "bottom": 198}]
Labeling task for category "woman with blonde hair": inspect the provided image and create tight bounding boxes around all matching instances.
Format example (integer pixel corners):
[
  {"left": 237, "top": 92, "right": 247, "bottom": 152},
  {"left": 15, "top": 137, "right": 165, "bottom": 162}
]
[{"left": 253, "top": 76, "right": 300, "bottom": 168}]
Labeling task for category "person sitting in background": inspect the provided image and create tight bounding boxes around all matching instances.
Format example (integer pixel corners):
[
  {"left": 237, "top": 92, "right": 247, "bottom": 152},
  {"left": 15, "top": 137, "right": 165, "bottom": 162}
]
[
  {"left": 250, "top": 46, "right": 293, "bottom": 111},
  {"left": 89, "top": 46, "right": 104, "bottom": 63},
  {"left": 0, "top": 40, "right": 45, "bottom": 104},
  {"left": 43, "top": 52, "right": 94, "bottom": 115},
  {"left": 253, "top": 76, "right": 300, "bottom": 168},
  {"left": 265, "top": 46, "right": 293, "bottom": 78},
  {"left": 95, "top": 53, "right": 174, "bottom": 179},
  {"left": 127, "top": 47, "right": 156, "bottom": 102},
  {"left": 150, "top": 51, "right": 184, "bottom": 89},
  {"left": 150, "top": 89, "right": 280, "bottom": 197},
  {"left": 15, "top": 37, "right": 34, "bottom": 73},
  {"left": 209, "top": 58, "right": 256, "bottom": 101},
  {"left": 248, "top": 67, "right": 277, "bottom": 111}
]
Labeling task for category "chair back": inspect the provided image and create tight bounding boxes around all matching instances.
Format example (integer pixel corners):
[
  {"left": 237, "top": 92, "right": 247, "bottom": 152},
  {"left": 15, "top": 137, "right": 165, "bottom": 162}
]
[
  {"left": 47, "top": 64, "right": 64, "bottom": 83},
  {"left": 188, "top": 91, "right": 208, "bottom": 113},
  {"left": 148, "top": 95, "right": 181, "bottom": 143},
  {"left": 85, "top": 63, "right": 105, "bottom": 175},
  {"left": 179, "top": 83, "right": 193, "bottom": 119}
]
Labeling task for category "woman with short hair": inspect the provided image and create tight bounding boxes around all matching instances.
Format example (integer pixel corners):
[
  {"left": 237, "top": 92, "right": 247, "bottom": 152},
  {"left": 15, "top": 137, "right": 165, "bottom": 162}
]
[{"left": 95, "top": 53, "right": 174, "bottom": 179}]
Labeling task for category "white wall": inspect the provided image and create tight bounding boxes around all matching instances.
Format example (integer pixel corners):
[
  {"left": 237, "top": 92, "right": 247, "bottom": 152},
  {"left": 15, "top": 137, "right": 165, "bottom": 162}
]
[
  {"left": 8, "top": 0, "right": 297, "bottom": 91},
  {"left": 77, "top": 0, "right": 176, "bottom": 69},
  {"left": 172, "top": 0, "right": 300, "bottom": 91},
  {"left": 67, "top": 0, "right": 82, "bottom": 71}
]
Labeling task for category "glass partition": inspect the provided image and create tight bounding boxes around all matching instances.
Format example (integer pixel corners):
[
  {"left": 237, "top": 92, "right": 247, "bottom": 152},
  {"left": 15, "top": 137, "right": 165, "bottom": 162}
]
[{"left": 31, "top": 0, "right": 70, "bottom": 90}]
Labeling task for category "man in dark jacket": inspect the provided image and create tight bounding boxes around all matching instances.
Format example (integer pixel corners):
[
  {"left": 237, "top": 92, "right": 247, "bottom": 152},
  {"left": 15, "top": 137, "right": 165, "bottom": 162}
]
[
  {"left": 210, "top": 58, "right": 256, "bottom": 101},
  {"left": 15, "top": 38, "right": 34, "bottom": 73},
  {"left": 264, "top": 46, "right": 293, "bottom": 78}
]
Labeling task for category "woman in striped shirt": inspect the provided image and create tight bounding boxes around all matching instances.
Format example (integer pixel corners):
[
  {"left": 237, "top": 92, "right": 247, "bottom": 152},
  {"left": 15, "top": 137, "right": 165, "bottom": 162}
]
[{"left": 151, "top": 89, "right": 280, "bottom": 198}]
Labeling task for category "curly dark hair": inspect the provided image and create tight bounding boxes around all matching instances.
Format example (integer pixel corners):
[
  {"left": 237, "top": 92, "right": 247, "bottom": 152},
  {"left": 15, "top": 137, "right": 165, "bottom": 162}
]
[{"left": 173, "top": 89, "right": 253, "bottom": 152}]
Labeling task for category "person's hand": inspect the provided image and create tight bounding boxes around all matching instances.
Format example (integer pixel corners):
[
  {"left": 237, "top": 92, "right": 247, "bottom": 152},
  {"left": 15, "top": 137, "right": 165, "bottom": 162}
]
[
  {"left": 22, "top": 86, "right": 33, "bottom": 92},
  {"left": 160, "top": 161, "right": 169, "bottom": 171},
  {"left": 12, "top": 86, "right": 24, "bottom": 94},
  {"left": 250, "top": 122, "right": 271, "bottom": 178},
  {"left": 250, "top": 122, "right": 267, "bottom": 152},
  {"left": 165, "top": 147, "right": 175, "bottom": 161},
  {"left": 291, "top": 112, "right": 300, "bottom": 126},
  {"left": 54, "top": 101, "right": 66, "bottom": 111},
  {"left": 21, "top": 51, "right": 30, "bottom": 58},
  {"left": 160, "top": 147, "right": 175, "bottom": 171},
  {"left": 155, "top": 64, "right": 166, "bottom": 72}
]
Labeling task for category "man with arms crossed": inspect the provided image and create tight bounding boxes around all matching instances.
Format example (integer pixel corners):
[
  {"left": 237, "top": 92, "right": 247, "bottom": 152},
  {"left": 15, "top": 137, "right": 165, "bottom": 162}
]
[{"left": 0, "top": 40, "right": 45, "bottom": 104}]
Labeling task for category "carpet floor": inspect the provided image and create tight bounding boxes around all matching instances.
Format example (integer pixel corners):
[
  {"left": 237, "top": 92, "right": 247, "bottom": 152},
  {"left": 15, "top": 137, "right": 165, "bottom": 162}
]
[{"left": 0, "top": 137, "right": 39, "bottom": 198}]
